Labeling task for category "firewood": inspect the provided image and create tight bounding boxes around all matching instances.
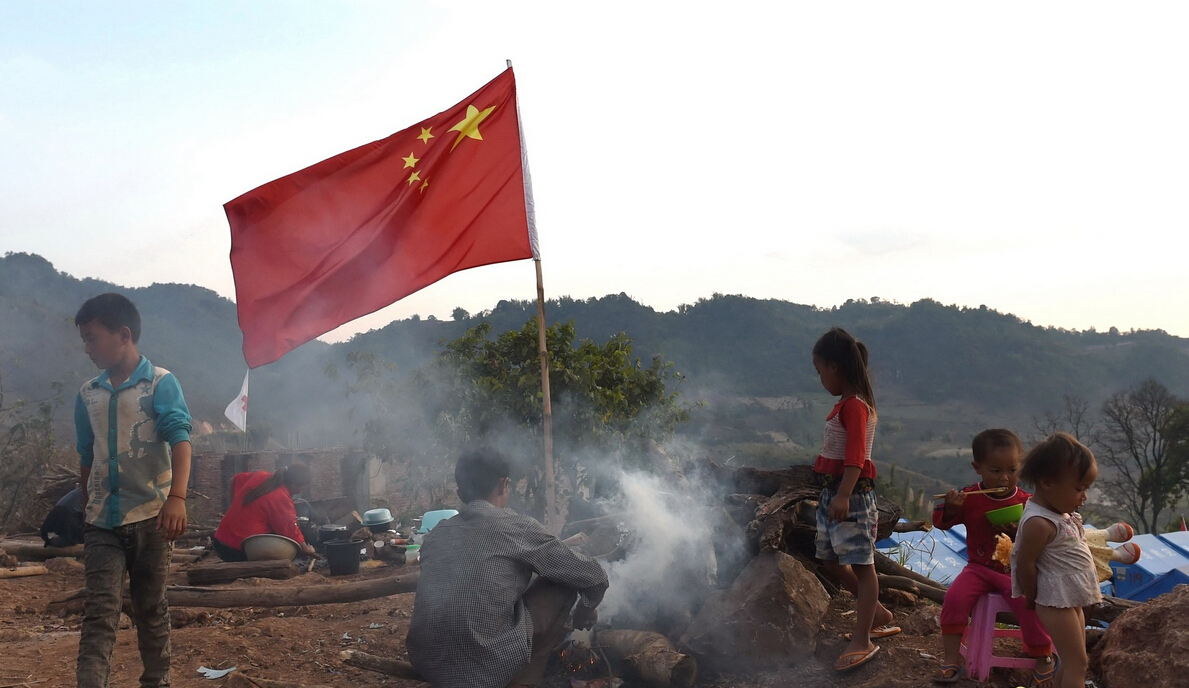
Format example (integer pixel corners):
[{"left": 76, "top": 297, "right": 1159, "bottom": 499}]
[
  {"left": 47, "top": 570, "right": 419, "bottom": 613},
  {"left": 338, "top": 649, "right": 425, "bottom": 680},
  {"left": 873, "top": 551, "right": 947, "bottom": 591},
  {"left": 0, "top": 565, "right": 49, "bottom": 579},
  {"left": 596, "top": 629, "right": 696, "bottom": 688},
  {"left": 893, "top": 520, "right": 932, "bottom": 533},
  {"left": 877, "top": 574, "right": 946, "bottom": 604},
  {"left": 174, "top": 528, "right": 216, "bottom": 541},
  {"left": 0, "top": 541, "right": 82, "bottom": 560},
  {"left": 185, "top": 560, "right": 299, "bottom": 586},
  {"left": 561, "top": 513, "right": 628, "bottom": 539}
]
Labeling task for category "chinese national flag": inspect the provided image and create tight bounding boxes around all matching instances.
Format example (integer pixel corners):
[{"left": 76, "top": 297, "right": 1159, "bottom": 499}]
[{"left": 226, "top": 68, "right": 536, "bottom": 367}]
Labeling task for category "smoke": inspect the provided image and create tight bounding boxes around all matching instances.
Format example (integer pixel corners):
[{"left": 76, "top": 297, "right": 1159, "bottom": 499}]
[{"left": 593, "top": 459, "right": 747, "bottom": 631}]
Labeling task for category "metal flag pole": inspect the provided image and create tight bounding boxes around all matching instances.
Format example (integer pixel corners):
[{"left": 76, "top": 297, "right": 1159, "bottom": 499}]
[{"left": 509, "top": 59, "right": 557, "bottom": 533}]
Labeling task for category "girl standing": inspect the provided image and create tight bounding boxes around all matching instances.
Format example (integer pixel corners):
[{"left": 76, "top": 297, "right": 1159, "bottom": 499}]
[
  {"left": 1012, "top": 433, "right": 1102, "bottom": 688},
  {"left": 811, "top": 328, "right": 896, "bottom": 672}
]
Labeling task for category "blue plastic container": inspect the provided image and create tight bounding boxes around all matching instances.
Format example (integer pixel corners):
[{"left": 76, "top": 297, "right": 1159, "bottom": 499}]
[{"left": 418, "top": 509, "right": 459, "bottom": 533}]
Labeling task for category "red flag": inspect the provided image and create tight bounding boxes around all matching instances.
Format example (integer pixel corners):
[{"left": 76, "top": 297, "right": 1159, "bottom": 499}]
[
  {"left": 226, "top": 68, "right": 536, "bottom": 367},
  {"left": 1181, "top": 516, "right": 1186, "bottom": 532}
]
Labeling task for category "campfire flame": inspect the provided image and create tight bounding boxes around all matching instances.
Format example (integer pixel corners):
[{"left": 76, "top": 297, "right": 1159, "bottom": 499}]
[{"left": 558, "top": 640, "right": 601, "bottom": 675}]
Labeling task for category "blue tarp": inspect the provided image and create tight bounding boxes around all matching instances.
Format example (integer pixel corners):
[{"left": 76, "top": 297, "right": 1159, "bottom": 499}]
[
  {"left": 876, "top": 527, "right": 968, "bottom": 585},
  {"left": 1125, "top": 564, "right": 1189, "bottom": 601},
  {"left": 1153, "top": 530, "right": 1189, "bottom": 558},
  {"left": 1110, "top": 533, "right": 1189, "bottom": 599}
]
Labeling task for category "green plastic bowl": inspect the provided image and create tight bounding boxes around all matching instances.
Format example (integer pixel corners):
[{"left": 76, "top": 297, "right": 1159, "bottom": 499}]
[{"left": 986, "top": 503, "right": 1024, "bottom": 526}]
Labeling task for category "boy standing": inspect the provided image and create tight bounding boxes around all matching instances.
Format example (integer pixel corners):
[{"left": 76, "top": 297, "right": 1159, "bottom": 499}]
[{"left": 74, "top": 293, "right": 192, "bottom": 688}]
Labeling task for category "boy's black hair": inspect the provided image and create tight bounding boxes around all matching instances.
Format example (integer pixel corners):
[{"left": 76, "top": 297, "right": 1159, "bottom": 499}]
[
  {"left": 812, "top": 327, "right": 876, "bottom": 413},
  {"left": 455, "top": 447, "right": 511, "bottom": 503},
  {"left": 1019, "top": 432, "right": 1096, "bottom": 485},
  {"left": 971, "top": 428, "right": 1022, "bottom": 463},
  {"left": 75, "top": 293, "right": 141, "bottom": 344}
]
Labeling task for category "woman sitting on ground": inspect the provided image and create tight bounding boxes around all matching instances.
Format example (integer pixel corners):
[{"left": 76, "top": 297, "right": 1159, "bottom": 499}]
[{"left": 213, "top": 463, "right": 316, "bottom": 561}]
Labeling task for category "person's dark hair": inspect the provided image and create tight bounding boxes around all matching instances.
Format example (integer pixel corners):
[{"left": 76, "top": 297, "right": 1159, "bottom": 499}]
[
  {"left": 812, "top": 327, "right": 876, "bottom": 414},
  {"left": 455, "top": 447, "right": 511, "bottom": 504},
  {"left": 75, "top": 293, "right": 142, "bottom": 344},
  {"left": 1019, "top": 432, "right": 1096, "bottom": 486},
  {"left": 242, "top": 463, "right": 312, "bottom": 506},
  {"left": 971, "top": 428, "right": 1022, "bottom": 463}
]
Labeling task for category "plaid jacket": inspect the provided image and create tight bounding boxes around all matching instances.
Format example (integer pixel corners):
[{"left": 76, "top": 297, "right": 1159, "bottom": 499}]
[{"left": 407, "top": 500, "right": 608, "bottom": 688}]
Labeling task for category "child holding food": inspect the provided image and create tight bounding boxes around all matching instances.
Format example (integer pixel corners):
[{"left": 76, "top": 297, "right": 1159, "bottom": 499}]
[{"left": 930, "top": 429, "right": 1055, "bottom": 685}]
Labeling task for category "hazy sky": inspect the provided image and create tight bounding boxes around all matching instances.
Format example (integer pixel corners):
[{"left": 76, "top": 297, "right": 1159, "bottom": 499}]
[{"left": 3, "top": 1, "right": 1187, "bottom": 343}]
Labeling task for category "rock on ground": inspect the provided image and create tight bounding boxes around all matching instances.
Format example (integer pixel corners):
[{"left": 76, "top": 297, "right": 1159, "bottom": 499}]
[
  {"left": 679, "top": 551, "right": 829, "bottom": 670},
  {"left": 1095, "top": 584, "right": 1189, "bottom": 688}
]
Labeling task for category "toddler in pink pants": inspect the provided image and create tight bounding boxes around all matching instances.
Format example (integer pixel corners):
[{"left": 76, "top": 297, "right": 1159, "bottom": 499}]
[{"left": 931, "top": 429, "right": 1055, "bottom": 685}]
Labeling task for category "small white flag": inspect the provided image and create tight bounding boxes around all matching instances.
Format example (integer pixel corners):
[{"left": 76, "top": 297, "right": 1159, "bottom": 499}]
[{"left": 224, "top": 370, "right": 249, "bottom": 432}]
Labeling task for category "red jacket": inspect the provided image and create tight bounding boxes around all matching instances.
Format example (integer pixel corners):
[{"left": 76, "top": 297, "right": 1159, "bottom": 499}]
[
  {"left": 213, "top": 471, "right": 305, "bottom": 549},
  {"left": 932, "top": 483, "right": 1030, "bottom": 573}
]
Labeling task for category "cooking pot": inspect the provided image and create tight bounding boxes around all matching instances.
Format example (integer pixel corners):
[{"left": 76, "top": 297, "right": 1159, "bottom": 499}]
[{"left": 318, "top": 524, "right": 348, "bottom": 545}]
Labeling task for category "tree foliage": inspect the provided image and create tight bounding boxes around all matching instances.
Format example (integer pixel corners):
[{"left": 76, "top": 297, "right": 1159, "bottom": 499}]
[
  {"left": 0, "top": 362, "right": 70, "bottom": 530},
  {"left": 332, "top": 319, "right": 693, "bottom": 519},
  {"left": 1095, "top": 379, "right": 1189, "bottom": 533},
  {"left": 429, "top": 319, "right": 692, "bottom": 516}
]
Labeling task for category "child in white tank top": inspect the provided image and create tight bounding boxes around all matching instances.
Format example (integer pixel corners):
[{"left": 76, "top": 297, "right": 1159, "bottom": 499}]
[{"left": 1011, "top": 433, "right": 1101, "bottom": 688}]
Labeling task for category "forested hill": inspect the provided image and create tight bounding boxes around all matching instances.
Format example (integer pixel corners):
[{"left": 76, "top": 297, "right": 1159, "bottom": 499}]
[
  {"left": 4, "top": 251, "right": 1188, "bottom": 448},
  {"left": 348, "top": 293, "right": 1189, "bottom": 410}
]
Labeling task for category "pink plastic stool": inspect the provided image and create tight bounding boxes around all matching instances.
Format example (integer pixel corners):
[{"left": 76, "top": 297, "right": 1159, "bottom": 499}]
[{"left": 959, "top": 593, "right": 1039, "bottom": 681}]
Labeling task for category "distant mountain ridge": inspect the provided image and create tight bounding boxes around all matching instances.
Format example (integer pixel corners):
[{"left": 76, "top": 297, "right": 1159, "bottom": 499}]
[{"left": 3, "top": 251, "right": 1187, "bottom": 457}]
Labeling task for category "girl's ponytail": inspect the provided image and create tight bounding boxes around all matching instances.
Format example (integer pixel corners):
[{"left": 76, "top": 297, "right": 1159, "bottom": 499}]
[{"left": 813, "top": 327, "right": 877, "bottom": 415}]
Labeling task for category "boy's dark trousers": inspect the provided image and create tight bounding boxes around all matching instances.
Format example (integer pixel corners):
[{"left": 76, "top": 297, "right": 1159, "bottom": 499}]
[{"left": 78, "top": 520, "right": 173, "bottom": 688}]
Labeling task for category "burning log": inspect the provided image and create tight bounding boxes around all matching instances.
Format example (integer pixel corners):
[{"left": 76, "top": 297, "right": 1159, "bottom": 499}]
[
  {"left": 338, "top": 649, "right": 424, "bottom": 681},
  {"left": 47, "top": 570, "right": 419, "bottom": 614},
  {"left": 596, "top": 629, "right": 696, "bottom": 688},
  {"left": 185, "top": 560, "right": 300, "bottom": 586}
]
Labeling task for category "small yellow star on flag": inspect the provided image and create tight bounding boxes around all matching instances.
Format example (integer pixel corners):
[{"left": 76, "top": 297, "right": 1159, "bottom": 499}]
[
  {"left": 420, "top": 178, "right": 430, "bottom": 194},
  {"left": 417, "top": 127, "right": 434, "bottom": 144},
  {"left": 407, "top": 170, "right": 421, "bottom": 186},
  {"left": 448, "top": 104, "right": 496, "bottom": 151},
  {"left": 402, "top": 152, "right": 419, "bottom": 169}
]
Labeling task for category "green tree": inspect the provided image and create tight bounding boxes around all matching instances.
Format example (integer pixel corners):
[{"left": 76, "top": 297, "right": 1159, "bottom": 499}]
[
  {"left": 329, "top": 319, "right": 692, "bottom": 519},
  {"left": 0, "top": 363, "right": 70, "bottom": 530},
  {"left": 1096, "top": 379, "right": 1189, "bottom": 533},
  {"left": 430, "top": 319, "right": 692, "bottom": 517}
]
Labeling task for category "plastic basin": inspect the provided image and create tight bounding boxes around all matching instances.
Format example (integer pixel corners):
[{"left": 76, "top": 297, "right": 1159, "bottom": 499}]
[
  {"left": 241, "top": 534, "right": 300, "bottom": 561},
  {"left": 986, "top": 503, "right": 1024, "bottom": 526}
]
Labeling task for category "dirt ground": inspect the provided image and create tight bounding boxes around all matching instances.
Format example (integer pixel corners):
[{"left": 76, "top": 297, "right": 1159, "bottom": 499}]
[{"left": 1, "top": 558, "right": 1048, "bottom": 688}]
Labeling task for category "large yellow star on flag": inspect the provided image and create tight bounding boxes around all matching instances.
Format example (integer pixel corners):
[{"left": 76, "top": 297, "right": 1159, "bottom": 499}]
[{"left": 448, "top": 104, "right": 496, "bottom": 151}]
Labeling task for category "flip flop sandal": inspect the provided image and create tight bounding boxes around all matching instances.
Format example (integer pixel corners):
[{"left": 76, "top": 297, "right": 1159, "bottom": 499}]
[
  {"left": 844, "top": 625, "right": 902, "bottom": 641},
  {"left": 1028, "top": 654, "right": 1060, "bottom": 688},
  {"left": 933, "top": 663, "right": 963, "bottom": 684},
  {"left": 834, "top": 645, "right": 880, "bottom": 672}
]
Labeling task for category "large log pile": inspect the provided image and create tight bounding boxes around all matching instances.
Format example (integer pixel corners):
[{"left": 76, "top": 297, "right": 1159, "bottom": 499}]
[{"left": 700, "top": 462, "right": 903, "bottom": 553}]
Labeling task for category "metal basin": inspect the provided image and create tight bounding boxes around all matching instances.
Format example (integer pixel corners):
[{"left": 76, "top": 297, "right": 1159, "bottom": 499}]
[{"left": 241, "top": 534, "right": 301, "bottom": 561}]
